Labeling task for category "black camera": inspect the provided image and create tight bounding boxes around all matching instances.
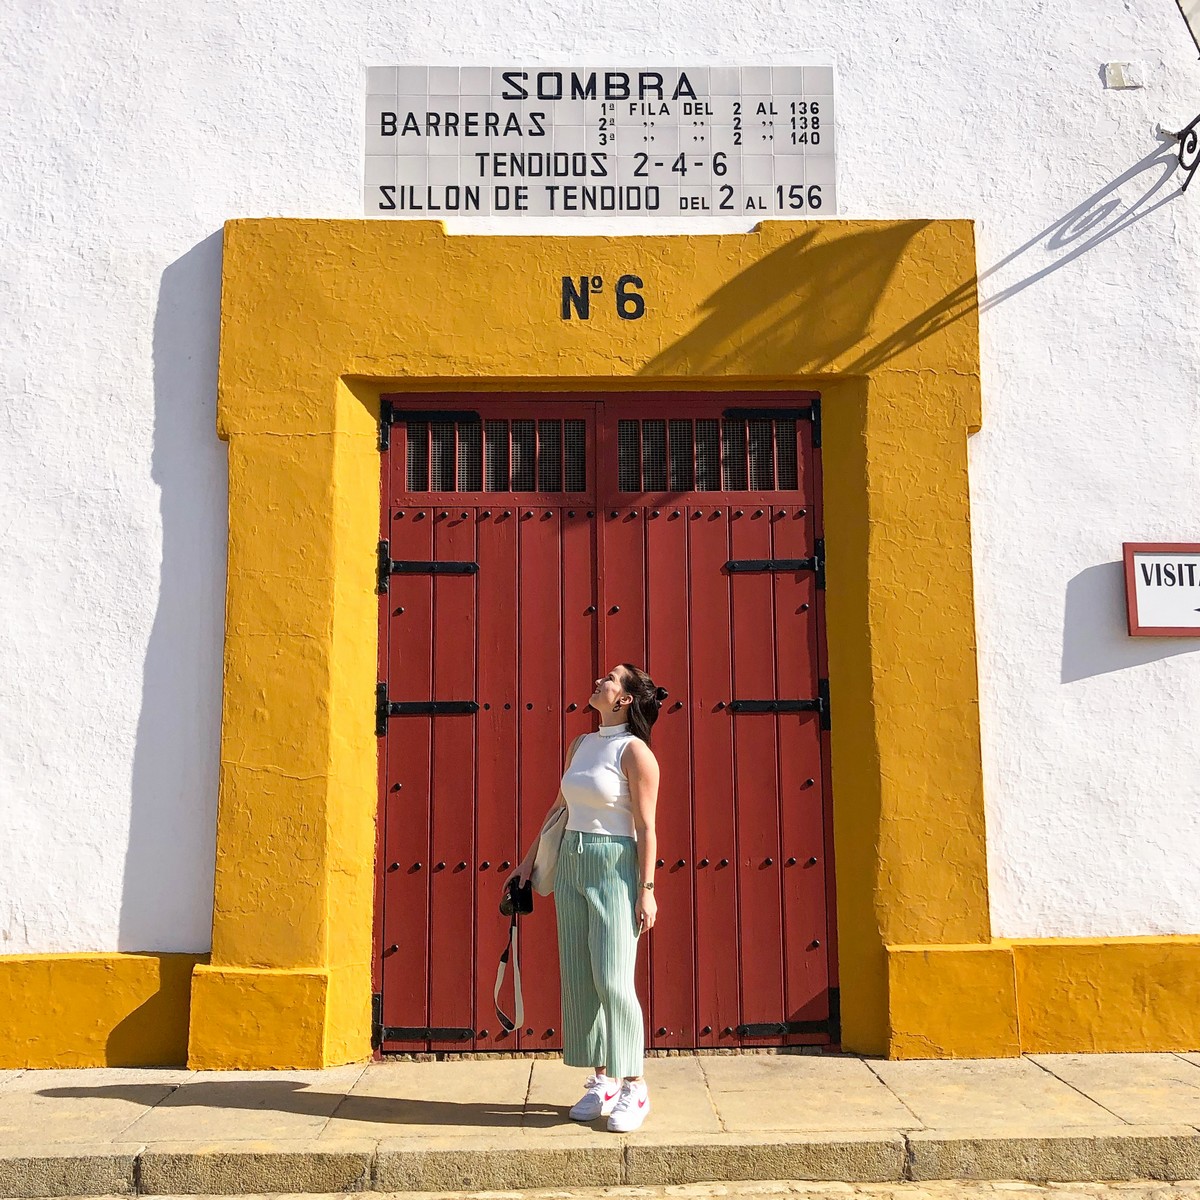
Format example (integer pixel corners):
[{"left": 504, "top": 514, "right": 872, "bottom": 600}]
[{"left": 500, "top": 877, "right": 533, "bottom": 917}]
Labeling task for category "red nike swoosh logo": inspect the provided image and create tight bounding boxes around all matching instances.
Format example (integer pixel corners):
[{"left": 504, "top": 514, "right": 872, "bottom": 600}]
[
  {"left": 604, "top": 1090, "right": 618, "bottom": 1101},
  {"left": 638, "top": 1097, "right": 647, "bottom": 1108}
]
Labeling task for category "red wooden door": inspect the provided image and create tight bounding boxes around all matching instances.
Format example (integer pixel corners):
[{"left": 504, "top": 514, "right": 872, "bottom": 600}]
[{"left": 376, "top": 394, "right": 836, "bottom": 1054}]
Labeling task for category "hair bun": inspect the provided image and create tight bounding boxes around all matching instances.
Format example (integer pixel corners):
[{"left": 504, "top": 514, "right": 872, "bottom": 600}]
[{"left": 654, "top": 686, "right": 669, "bottom": 706}]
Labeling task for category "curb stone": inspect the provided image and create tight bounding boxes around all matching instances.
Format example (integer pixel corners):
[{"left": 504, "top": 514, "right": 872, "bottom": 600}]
[
  {"left": 3, "top": 1129, "right": 1200, "bottom": 1195},
  {"left": 0, "top": 1143, "right": 141, "bottom": 1198},
  {"left": 137, "top": 1142, "right": 374, "bottom": 1195},
  {"left": 907, "top": 1130, "right": 1200, "bottom": 1183}
]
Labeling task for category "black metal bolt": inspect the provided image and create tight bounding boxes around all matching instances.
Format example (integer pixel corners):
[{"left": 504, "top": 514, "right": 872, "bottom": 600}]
[
  {"left": 501, "top": 861, "right": 511, "bottom": 870},
  {"left": 657, "top": 1026, "right": 668, "bottom": 1036},
  {"left": 480, "top": 861, "right": 491, "bottom": 870},
  {"left": 609, "top": 605, "right": 620, "bottom": 614},
  {"left": 439, "top": 511, "right": 448, "bottom": 518},
  {"left": 811, "top": 939, "right": 821, "bottom": 948},
  {"left": 699, "top": 858, "right": 710, "bottom": 868},
  {"left": 786, "top": 857, "right": 797, "bottom": 867},
  {"left": 585, "top": 605, "right": 597, "bottom": 614},
  {"left": 568, "top": 510, "right": 576, "bottom": 518},
  {"left": 385, "top": 943, "right": 399, "bottom": 955},
  {"left": 701, "top": 1025, "right": 712, "bottom": 1035},
  {"left": 764, "top": 857, "right": 774, "bottom": 866},
  {"left": 804, "top": 778, "right": 815, "bottom": 787},
  {"left": 479, "top": 1029, "right": 489, "bottom": 1038},
  {"left": 656, "top": 858, "right": 665, "bottom": 868},
  {"left": 435, "top": 861, "right": 445, "bottom": 871},
  {"left": 718, "top": 858, "right": 729, "bottom": 868},
  {"left": 567, "top": 703, "right": 577, "bottom": 711},
  {"left": 754, "top": 509, "right": 764, "bottom": 517},
  {"left": 798, "top": 508, "right": 807, "bottom": 516},
  {"left": 808, "top": 856, "right": 818, "bottom": 866},
  {"left": 675, "top": 859, "right": 686, "bottom": 868},
  {"left": 799, "top": 603, "right": 810, "bottom": 612},
  {"left": 388, "top": 861, "right": 400, "bottom": 872}
]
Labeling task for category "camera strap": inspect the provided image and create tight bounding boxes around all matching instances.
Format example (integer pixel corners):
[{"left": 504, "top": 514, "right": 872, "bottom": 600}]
[{"left": 493, "top": 910, "right": 524, "bottom": 1033}]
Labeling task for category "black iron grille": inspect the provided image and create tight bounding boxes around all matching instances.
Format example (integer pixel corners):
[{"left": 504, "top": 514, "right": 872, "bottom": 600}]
[
  {"left": 406, "top": 418, "right": 587, "bottom": 493},
  {"left": 618, "top": 416, "right": 799, "bottom": 492}
]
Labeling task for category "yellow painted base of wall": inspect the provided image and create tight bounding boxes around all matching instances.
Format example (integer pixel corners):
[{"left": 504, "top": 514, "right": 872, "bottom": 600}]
[
  {"left": 888, "top": 937, "right": 1200, "bottom": 1058},
  {"left": 187, "top": 962, "right": 372, "bottom": 1070},
  {"left": 0, "top": 953, "right": 203, "bottom": 1068}
]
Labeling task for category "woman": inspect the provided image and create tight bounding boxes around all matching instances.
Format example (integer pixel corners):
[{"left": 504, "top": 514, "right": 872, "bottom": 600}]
[{"left": 507, "top": 663, "right": 666, "bottom": 1132}]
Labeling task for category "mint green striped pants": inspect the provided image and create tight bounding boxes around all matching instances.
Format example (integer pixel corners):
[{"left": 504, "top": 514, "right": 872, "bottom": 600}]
[{"left": 554, "top": 831, "right": 644, "bottom": 1080}]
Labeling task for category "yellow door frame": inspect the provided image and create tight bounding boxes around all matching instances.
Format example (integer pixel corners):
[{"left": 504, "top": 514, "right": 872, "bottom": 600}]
[{"left": 186, "top": 217, "right": 994, "bottom": 1066}]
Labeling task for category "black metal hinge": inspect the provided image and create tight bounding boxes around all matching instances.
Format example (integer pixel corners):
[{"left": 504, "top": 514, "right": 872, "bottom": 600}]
[
  {"left": 380, "top": 1027, "right": 475, "bottom": 1043},
  {"left": 377, "top": 541, "right": 479, "bottom": 593},
  {"left": 724, "top": 540, "right": 825, "bottom": 589},
  {"left": 728, "top": 679, "right": 831, "bottom": 729},
  {"left": 375, "top": 683, "right": 479, "bottom": 736},
  {"left": 371, "top": 995, "right": 474, "bottom": 1046},
  {"left": 379, "top": 402, "right": 481, "bottom": 452},
  {"left": 737, "top": 1018, "right": 831, "bottom": 1037}
]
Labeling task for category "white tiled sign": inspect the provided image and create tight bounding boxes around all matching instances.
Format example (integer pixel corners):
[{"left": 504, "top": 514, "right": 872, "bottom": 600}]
[
  {"left": 364, "top": 66, "right": 836, "bottom": 218},
  {"left": 1126, "top": 546, "right": 1200, "bottom": 635}
]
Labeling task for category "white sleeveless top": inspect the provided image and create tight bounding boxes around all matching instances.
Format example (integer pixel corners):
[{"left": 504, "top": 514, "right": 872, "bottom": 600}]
[{"left": 561, "top": 723, "right": 638, "bottom": 839}]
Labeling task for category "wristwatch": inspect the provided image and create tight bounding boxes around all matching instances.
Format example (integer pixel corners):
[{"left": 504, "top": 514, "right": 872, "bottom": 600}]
[{"left": 640, "top": 881, "right": 655, "bottom": 891}]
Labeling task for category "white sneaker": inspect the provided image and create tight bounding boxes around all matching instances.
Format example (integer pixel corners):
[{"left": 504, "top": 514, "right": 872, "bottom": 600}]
[
  {"left": 568, "top": 1073, "right": 621, "bottom": 1121},
  {"left": 606, "top": 1079, "right": 650, "bottom": 1132}
]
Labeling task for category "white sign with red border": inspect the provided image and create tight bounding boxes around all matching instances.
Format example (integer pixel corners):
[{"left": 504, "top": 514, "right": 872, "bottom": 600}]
[{"left": 1123, "top": 542, "right": 1200, "bottom": 636}]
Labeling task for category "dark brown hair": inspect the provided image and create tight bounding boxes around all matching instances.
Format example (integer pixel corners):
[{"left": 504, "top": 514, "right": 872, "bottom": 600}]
[{"left": 619, "top": 663, "right": 669, "bottom": 745}]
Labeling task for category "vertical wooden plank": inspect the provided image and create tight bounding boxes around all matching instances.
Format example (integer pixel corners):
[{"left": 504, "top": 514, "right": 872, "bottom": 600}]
[
  {"left": 474, "top": 506, "right": 520, "bottom": 1049},
  {"left": 772, "top": 501, "right": 829, "bottom": 1039},
  {"left": 562, "top": 507, "right": 599, "bottom": 758},
  {"left": 729, "top": 505, "right": 785, "bottom": 1044},
  {"left": 381, "top": 506, "right": 434, "bottom": 1051},
  {"left": 428, "top": 508, "right": 477, "bottom": 1049},
  {"left": 807, "top": 417, "right": 842, "bottom": 1013},
  {"left": 602, "top": 509, "right": 646, "bottom": 668},
  {"left": 518, "top": 505, "right": 564, "bottom": 1050},
  {"left": 687, "top": 505, "right": 739, "bottom": 1047},
  {"left": 644, "top": 506, "right": 695, "bottom": 1048},
  {"left": 601, "top": 503, "right": 651, "bottom": 1033}
]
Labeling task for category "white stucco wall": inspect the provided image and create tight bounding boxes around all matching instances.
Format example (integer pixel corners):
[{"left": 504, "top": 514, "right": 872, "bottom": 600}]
[{"left": 2, "top": 0, "right": 1198, "bottom": 954}]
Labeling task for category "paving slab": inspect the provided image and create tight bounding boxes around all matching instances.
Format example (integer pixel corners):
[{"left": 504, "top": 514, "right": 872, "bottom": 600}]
[
  {"left": 908, "top": 1127, "right": 1200, "bottom": 1182},
  {"left": 868, "top": 1059, "right": 1119, "bottom": 1132},
  {"left": 0, "top": 1070, "right": 185, "bottom": 1145},
  {"left": 138, "top": 1139, "right": 374, "bottom": 1195},
  {"left": 1029, "top": 1056, "right": 1200, "bottom": 1127},
  {"left": 373, "top": 1134, "right": 624, "bottom": 1191},
  {"left": 527, "top": 1057, "right": 721, "bottom": 1135},
  {"left": 0, "top": 1141, "right": 140, "bottom": 1198},
  {"left": 125, "top": 1067, "right": 367, "bottom": 1143},
  {"left": 700, "top": 1057, "right": 917, "bottom": 1133},
  {"left": 624, "top": 1131, "right": 907, "bottom": 1185},
  {"left": 321, "top": 1060, "right": 531, "bottom": 1140}
]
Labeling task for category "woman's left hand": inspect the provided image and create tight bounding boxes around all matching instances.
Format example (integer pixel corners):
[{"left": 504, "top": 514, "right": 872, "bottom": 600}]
[{"left": 635, "top": 890, "right": 657, "bottom": 933}]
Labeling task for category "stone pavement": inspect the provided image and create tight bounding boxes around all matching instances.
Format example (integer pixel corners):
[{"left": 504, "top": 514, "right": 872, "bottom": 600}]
[{"left": 3, "top": 1053, "right": 1200, "bottom": 1196}]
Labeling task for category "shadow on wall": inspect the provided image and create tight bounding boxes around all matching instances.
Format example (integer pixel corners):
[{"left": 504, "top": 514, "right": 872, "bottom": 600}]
[
  {"left": 642, "top": 141, "right": 1182, "bottom": 377},
  {"left": 120, "top": 232, "right": 228, "bottom": 952},
  {"left": 1062, "top": 561, "right": 1199, "bottom": 683}
]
